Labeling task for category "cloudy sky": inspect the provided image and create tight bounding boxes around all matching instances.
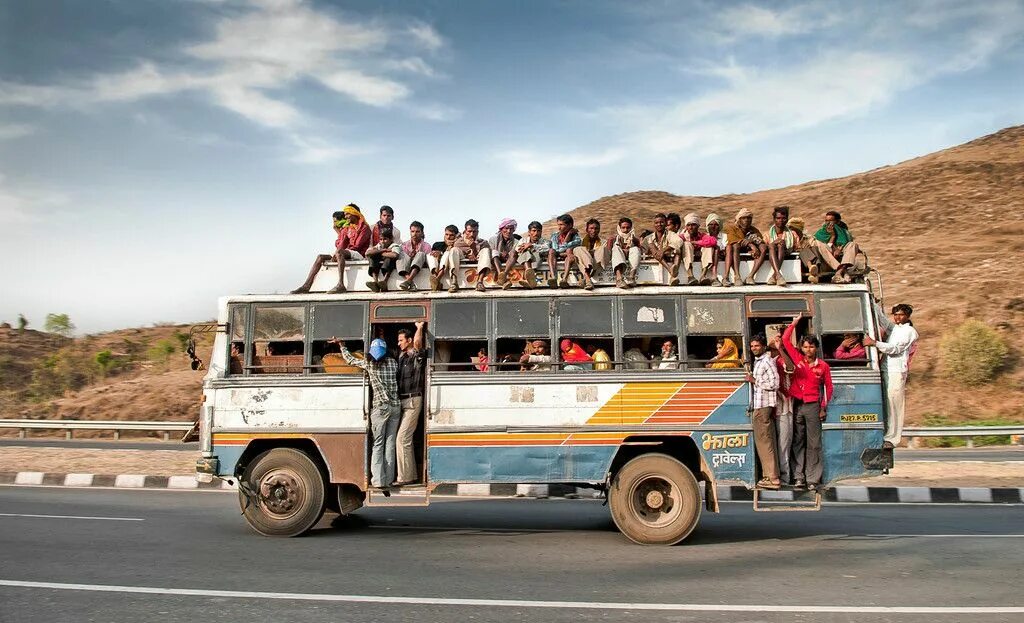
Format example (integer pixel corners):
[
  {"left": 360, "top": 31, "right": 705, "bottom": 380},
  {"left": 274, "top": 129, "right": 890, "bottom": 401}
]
[{"left": 2, "top": 0, "right": 1023, "bottom": 333}]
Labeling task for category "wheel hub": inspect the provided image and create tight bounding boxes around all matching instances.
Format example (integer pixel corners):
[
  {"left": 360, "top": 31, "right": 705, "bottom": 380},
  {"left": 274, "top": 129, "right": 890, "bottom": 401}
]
[
  {"left": 260, "top": 471, "right": 302, "bottom": 516},
  {"left": 645, "top": 489, "right": 665, "bottom": 509}
]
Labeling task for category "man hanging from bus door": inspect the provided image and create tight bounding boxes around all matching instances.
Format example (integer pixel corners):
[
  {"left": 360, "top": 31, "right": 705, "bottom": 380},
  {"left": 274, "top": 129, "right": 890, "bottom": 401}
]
[
  {"left": 863, "top": 303, "right": 918, "bottom": 449},
  {"left": 336, "top": 336, "right": 400, "bottom": 489},
  {"left": 781, "top": 316, "right": 833, "bottom": 491},
  {"left": 394, "top": 321, "right": 427, "bottom": 486},
  {"left": 746, "top": 334, "right": 781, "bottom": 489}
]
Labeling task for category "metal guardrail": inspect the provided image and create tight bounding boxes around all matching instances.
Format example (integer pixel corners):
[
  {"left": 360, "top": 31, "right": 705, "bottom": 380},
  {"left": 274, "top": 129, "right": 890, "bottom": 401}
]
[
  {"left": 0, "top": 419, "right": 1020, "bottom": 446},
  {"left": 903, "top": 426, "right": 1024, "bottom": 448},
  {"left": 0, "top": 419, "right": 193, "bottom": 441}
]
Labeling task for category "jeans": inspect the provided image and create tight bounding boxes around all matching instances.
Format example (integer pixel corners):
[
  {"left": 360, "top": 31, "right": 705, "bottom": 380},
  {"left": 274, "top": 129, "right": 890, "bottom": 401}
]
[
  {"left": 396, "top": 396, "right": 422, "bottom": 483},
  {"left": 369, "top": 402, "right": 401, "bottom": 487},
  {"left": 775, "top": 407, "right": 794, "bottom": 484}
]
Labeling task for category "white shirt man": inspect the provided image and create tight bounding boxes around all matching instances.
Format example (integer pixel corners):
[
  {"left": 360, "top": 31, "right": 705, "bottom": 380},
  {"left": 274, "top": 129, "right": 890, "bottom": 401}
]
[{"left": 864, "top": 303, "right": 919, "bottom": 448}]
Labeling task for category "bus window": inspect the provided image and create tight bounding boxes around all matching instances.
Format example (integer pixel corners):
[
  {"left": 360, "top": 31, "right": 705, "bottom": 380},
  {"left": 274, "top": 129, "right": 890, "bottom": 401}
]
[
  {"left": 622, "top": 297, "right": 678, "bottom": 371},
  {"left": 433, "top": 300, "right": 488, "bottom": 372},
  {"left": 685, "top": 299, "right": 743, "bottom": 369},
  {"left": 494, "top": 298, "right": 550, "bottom": 373},
  {"left": 250, "top": 305, "right": 305, "bottom": 374},
  {"left": 433, "top": 339, "right": 489, "bottom": 372},
  {"left": 819, "top": 296, "right": 868, "bottom": 367},
  {"left": 558, "top": 298, "right": 613, "bottom": 371},
  {"left": 309, "top": 303, "right": 366, "bottom": 374},
  {"left": 228, "top": 305, "right": 247, "bottom": 375}
]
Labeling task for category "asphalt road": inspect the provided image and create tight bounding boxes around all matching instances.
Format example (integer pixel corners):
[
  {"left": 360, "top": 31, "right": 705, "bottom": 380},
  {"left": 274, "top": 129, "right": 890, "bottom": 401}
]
[
  {"left": 2, "top": 437, "right": 1023, "bottom": 461},
  {"left": 1, "top": 487, "right": 1022, "bottom": 622}
]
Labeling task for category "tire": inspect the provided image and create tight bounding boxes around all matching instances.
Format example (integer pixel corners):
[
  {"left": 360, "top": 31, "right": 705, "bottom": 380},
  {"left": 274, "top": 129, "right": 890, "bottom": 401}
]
[
  {"left": 608, "top": 453, "right": 702, "bottom": 545},
  {"left": 238, "top": 448, "right": 326, "bottom": 537}
]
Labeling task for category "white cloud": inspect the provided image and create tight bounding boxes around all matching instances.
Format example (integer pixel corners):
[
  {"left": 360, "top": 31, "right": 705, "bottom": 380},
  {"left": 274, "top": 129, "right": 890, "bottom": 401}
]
[
  {"left": 715, "top": 3, "right": 840, "bottom": 39},
  {"left": 0, "top": 0, "right": 452, "bottom": 161},
  {"left": 0, "top": 174, "right": 70, "bottom": 226},
  {"left": 495, "top": 148, "right": 625, "bottom": 175},
  {"left": 0, "top": 123, "right": 35, "bottom": 140},
  {"left": 406, "top": 102, "right": 463, "bottom": 122}
]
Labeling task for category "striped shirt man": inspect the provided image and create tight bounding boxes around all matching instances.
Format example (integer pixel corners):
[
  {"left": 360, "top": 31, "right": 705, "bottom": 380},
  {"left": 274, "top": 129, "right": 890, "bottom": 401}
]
[{"left": 751, "top": 351, "right": 780, "bottom": 409}]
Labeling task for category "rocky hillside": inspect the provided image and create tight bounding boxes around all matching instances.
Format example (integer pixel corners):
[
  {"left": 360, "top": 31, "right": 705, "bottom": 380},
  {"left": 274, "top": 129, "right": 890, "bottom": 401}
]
[{"left": 557, "top": 125, "right": 1024, "bottom": 423}]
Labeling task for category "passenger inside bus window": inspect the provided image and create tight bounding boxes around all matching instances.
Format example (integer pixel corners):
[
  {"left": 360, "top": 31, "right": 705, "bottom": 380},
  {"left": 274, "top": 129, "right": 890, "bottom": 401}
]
[
  {"left": 229, "top": 342, "right": 244, "bottom": 375},
  {"left": 656, "top": 339, "right": 680, "bottom": 370},
  {"left": 559, "top": 338, "right": 593, "bottom": 371},
  {"left": 473, "top": 348, "right": 489, "bottom": 372},
  {"left": 583, "top": 340, "right": 613, "bottom": 371},
  {"left": 686, "top": 336, "right": 743, "bottom": 368},
  {"left": 519, "top": 340, "right": 552, "bottom": 371},
  {"left": 252, "top": 340, "right": 304, "bottom": 374},
  {"left": 622, "top": 336, "right": 677, "bottom": 370},
  {"left": 707, "top": 337, "right": 741, "bottom": 368},
  {"left": 825, "top": 333, "right": 868, "bottom": 367}
]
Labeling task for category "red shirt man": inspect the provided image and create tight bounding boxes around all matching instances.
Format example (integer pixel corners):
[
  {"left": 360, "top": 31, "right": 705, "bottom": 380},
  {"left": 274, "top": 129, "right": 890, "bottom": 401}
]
[{"left": 781, "top": 321, "right": 833, "bottom": 409}]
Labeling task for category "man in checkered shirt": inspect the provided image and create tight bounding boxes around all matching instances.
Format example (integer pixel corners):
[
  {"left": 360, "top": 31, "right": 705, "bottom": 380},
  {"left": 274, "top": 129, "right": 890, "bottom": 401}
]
[
  {"left": 338, "top": 337, "right": 399, "bottom": 488},
  {"left": 746, "top": 334, "right": 781, "bottom": 489}
]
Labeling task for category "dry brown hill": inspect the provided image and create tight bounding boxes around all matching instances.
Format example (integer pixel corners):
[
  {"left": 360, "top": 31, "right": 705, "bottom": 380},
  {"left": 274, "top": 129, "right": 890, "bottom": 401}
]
[{"left": 556, "top": 125, "right": 1024, "bottom": 424}]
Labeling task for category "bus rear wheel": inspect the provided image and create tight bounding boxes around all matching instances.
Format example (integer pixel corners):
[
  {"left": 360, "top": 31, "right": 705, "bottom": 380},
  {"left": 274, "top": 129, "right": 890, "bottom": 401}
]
[
  {"left": 609, "top": 453, "right": 701, "bottom": 545},
  {"left": 239, "top": 448, "right": 326, "bottom": 537}
]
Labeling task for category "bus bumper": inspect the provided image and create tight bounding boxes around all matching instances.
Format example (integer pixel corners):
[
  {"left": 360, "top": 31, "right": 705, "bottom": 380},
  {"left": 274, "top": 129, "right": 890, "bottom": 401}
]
[{"left": 195, "top": 457, "right": 220, "bottom": 483}]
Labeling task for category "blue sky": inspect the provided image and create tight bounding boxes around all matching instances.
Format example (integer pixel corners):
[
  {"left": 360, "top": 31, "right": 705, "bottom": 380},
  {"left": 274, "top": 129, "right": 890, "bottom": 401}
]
[{"left": 2, "top": 0, "right": 1023, "bottom": 333}]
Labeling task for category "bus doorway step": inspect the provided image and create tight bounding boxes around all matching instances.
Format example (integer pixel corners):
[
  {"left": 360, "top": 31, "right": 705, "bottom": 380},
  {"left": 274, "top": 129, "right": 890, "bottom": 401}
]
[
  {"left": 366, "top": 485, "right": 430, "bottom": 507},
  {"left": 752, "top": 488, "right": 822, "bottom": 512}
]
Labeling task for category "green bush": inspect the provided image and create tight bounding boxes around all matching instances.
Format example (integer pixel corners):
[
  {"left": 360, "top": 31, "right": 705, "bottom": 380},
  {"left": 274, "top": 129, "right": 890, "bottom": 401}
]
[
  {"left": 940, "top": 320, "right": 1009, "bottom": 386},
  {"left": 147, "top": 339, "right": 177, "bottom": 368}
]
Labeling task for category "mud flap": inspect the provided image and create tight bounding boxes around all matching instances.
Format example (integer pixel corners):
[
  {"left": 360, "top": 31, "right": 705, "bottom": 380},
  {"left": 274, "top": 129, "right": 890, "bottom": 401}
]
[{"left": 861, "top": 447, "right": 894, "bottom": 470}]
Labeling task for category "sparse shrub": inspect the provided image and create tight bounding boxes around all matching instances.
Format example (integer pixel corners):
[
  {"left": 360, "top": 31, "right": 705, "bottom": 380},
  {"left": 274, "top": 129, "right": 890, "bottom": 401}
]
[
  {"left": 147, "top": 339, "right": 177, "bottom": 369},
  {"left": 94, "top": 350, "right": 115, "bottom": 377},
  {"left": 44, "top": 313, "right": 75, "bottom": 338},
  {"left": 17, "top": 314, "right": 28, "bottom": 332},
  {"left": 940, "top": 320, "right": 1009, "bottom": 386}
]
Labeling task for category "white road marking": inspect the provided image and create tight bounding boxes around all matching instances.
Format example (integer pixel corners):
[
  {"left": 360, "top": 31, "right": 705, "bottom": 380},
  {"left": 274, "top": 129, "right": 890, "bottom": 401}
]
[
  {"left": 865, "top": 534, "right": 1024, "bottom": 538},
  {"left": 0, "top": 513, "right": 143, "bottom": 522},
  {"left": 0, "top": 580, "right": 1020, "bottom": 613}
]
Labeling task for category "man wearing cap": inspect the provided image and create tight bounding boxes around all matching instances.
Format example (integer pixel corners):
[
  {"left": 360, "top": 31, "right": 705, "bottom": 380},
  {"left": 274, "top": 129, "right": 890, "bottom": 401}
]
[
  {"left": 337, "top": 336, "right": 400, "bottom": 488},
  {"left": 489, "top": 218, "right": 522, "bottom": 287},
  {"left": 519, "top": 340, "right": 552, "bottom": 371},
  {"left": 863, "top": 303, "right": 919, "bottom": 448},
  {"left": 450, "top": 219, "right": 494, "bottom": 292},
  {"left": 724, "top": 208, "right": 768, "bottom": 286},
  {"left": 292, "top": 204, "right": 371, "bottom": 294},
  {"left": 680, "top": 212, "right": 718, "bottom": 286},
  {"left": 643, "top": 213, "right": 683, "bottom": 286}
]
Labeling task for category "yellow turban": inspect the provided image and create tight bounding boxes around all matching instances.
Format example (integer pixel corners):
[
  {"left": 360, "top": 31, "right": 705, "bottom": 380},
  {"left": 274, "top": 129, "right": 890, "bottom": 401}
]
[
  {"left": 342, "top": 204, "right": 363, "bottom": 220},
  {"left": 735, "top": 207, "right": 753, "bottom": 222}
]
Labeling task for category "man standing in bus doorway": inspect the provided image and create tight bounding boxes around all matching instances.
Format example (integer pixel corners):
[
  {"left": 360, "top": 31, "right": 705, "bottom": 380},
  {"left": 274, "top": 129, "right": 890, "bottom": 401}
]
[
  {"left": 863, "top": 303, "right": 918, "bottom": 448},
  {"left": 337, "top": 337, "right": 400, "bottom": 489},
  {"left": 746, "top": 334, "right": 781, "bottom": 489},
  {"left": 395, "top": 322, "right": 427, "bottom": 486},
  {"left": 781, "top": 316, "right": 833, "bottom": 491}
]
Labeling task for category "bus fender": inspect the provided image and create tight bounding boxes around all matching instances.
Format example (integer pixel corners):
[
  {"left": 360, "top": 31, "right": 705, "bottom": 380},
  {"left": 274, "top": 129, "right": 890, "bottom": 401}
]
[{"left": 698, "top": 453, "right": 720, "bottom": 513}]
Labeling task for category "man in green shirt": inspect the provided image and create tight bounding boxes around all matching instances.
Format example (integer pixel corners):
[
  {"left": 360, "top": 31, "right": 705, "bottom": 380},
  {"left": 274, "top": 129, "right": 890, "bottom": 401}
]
[{"left": 805, "top": 210, "right": 863, "bottom": 283}]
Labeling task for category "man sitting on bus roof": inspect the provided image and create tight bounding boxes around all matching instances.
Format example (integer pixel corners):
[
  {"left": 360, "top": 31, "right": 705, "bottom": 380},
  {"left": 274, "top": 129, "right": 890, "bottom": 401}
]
[
  {"left": 575, "top": 218, "right": 606, "bottom": 288},
  {"left": 336, "top": 337, "right": 400, "bottom": 489},
  {"left": 706, "top": 213, "right": 728, "bottom": 287},
  {"left": 451, "top": 218, "right": 494, "bottom": 293},
  {"left": 681, "top": 212, "right": 717, "bottom": 286},
  {"left": 397, "top": 221, "right": 432, "bottom": 291},
  {"left": 806, "top": 210, "right": 865, "bottom": 284},
  {"left": 365, "top": 226, "right": 400, "bottom": 292},
  {"left": 610, "top": 217, "right": 642, "bottom": 289},
  {"left": 724, "top": 208, "right": 768, "bottom": 286},
  {"left": 506, "top": 221, "right": 550, "bottom": 290},
  {"left": 292, "top": 204, "right": 370, "bottom": 294},
  {"left": 371, "top": 205, "right": 402, "bottom": 246},
  {"left": 766, "top": 206, "right": 796, "bottom": 287},
  {"left": 547, "top": 214, "right": 585, "bottom": 289},
  {"left": 428, "top": 224, "right": 460, "bottom": 293},
  {"left": 489, "top": 218, "right": 521, "bottom": 287},
  {"left": 643, "top": 213, "right": 683, "bottom": 286},
  {"left": 666, "top": 213, "right": 682, "bottom": 234},
  {"left": 519, "top": 340, "right": 552, "bottom": 371}
]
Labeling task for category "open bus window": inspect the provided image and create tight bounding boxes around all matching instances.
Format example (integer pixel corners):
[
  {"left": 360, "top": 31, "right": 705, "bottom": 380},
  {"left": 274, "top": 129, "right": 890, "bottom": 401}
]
[
  {"left": 250, "top": 306, "right": 305, "bottom": 374},
  {"left": 623, "top": 336, "right": 679, "bottom": 370},
  {"left": 308, "top": 302, "right": 366, "bottom": 374},
  {"left": 311, "top": 339, "right": 366, "bottom": 374},
  {"left": 687, "top": 335, "right": 744, "bottom": 369},
  {"left": 433, "top": 340, "right": 488, "bottom": 372},
  {"left": 557, "top": 299, "right": 613, "bottom": 371},
  {"left": 227, "top": 305, "right": 247, "bottom": 375},
  {"left": 494, "top": 338, "right": 538, "bottom": 373},
  {"left": 556, "top": 336, "right": 611, "bottom": 372},
  {"left": 823, "top": 333, "right": 869, "bottom": 367}
]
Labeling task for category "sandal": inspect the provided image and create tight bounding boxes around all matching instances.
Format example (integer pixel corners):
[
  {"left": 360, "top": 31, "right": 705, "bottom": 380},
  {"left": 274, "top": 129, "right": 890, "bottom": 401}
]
[{"left": 757, "top": 478, "right": 781, "bottom": 490}]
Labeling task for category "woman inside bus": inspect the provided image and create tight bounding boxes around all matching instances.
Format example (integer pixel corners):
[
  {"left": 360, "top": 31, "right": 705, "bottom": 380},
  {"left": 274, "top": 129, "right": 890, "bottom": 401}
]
[
  {"left": 560, "top": 338, "right": 594, "bottom": 370},
  {"left": 706, "top": 337, "right": 741, "bottom": 369}
]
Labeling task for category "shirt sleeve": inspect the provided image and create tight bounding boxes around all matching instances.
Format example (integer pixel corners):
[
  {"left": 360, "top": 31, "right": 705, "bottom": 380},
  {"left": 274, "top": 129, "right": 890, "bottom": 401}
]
[
  {"left": 781, "top": 323, "right": 800, "bottom": 364},
  {"left": 340, "top": 347, "right": 367, "bottom": 370},
  {"left": 820, "top": 364, "right": 833, "bottom": 408},
  {"left": 874, "top": 325, "right": 917, "bottom": 357}
]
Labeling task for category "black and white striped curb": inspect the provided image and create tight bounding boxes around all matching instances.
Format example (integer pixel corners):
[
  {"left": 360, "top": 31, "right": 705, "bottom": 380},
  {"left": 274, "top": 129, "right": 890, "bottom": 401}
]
[{"left": 2, "top": 472, "right": 1022, "bottom": 503}]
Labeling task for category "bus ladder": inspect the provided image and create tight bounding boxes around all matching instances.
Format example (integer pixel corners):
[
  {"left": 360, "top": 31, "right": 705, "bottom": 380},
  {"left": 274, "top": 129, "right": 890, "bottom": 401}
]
[
  {"left": 752, "top": 488, "right": 821, "bottom": 512},
  {"left": 365, "top": 484, "right": 431, "bottom": 507}
]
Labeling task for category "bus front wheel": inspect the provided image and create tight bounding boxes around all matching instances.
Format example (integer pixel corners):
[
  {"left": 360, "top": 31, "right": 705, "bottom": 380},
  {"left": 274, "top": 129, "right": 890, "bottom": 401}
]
[
  {"left": 239, "top": 448, "right": 326, "bottom": 537},
  {"left": 609, "top": 453, "right": 701, "bottom": 545}
]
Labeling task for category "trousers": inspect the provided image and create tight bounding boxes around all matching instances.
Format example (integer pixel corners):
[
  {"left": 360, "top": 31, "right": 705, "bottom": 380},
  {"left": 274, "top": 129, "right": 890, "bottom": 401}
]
[
  {"left": 884, "top": 367, "right": 907, "bottom": 446},
  {"left": 752, "top": 407, "right": 779, "bottom": 481},
  {"left": 775, "top": 406, "right": 794, "bottom": 483},
  {"left": 396, "top": 396, "right": 422, "bottom": 483},
  {"left": 792, "top": 400, "right": 824, "bottom": 485},
  {"left": 369, "top": 402, "right": 401, "bottom": 487}
]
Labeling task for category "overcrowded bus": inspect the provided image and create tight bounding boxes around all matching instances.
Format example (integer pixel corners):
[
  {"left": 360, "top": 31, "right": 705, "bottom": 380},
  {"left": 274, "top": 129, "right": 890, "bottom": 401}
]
[{"left": 193, "top": 258, "right": 894, "bottom": 545}]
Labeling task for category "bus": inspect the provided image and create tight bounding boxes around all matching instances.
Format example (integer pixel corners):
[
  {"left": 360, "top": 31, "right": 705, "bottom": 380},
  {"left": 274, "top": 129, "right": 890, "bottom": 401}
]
[{"left": 193, "top": 259, "right": 894, "bottom": 545}]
